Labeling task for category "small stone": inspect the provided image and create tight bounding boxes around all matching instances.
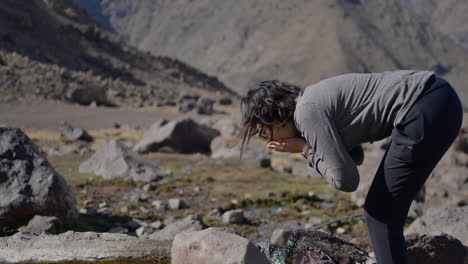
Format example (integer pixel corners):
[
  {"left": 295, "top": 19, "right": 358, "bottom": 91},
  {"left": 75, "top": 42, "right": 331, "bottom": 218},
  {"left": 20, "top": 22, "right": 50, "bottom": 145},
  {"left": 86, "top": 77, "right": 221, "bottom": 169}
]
[
  {"left": 168, "top": 198, "right": 189, "bottom": 210},
  {"left": 244, "top": 193, "right": 252, "bottom": 199},
  {"left": 270, "top": 228, "right": 292, "bottom": 246},
  {"left": 150, "top": 220, "right": 163, "bottom": 229},
  {"left": 336, "top": 227, "right": 346, "bottom": 234},
  {"left": 83, "top": 200, "right": 96, "bottom": 206},
  {"left": 98, "top": 202, "right": 108, "bottom": 208},
  {"left": 152, "top": 200, "right": 167, "bottom": 210},
  {"left": 207, "top": 208, "right": 221, "bottom": 218},
  {"left": 136, "top": 226, "right": 154, "bottom": 237},
  {"left": 193, "top": 186, "right": 201, "bottom": 193},
  {"left": 121, "top": 204, "right": 138, "bottom": 214},
  {"left": 222, "top": 209, "right": 245, "bottom": 224}
]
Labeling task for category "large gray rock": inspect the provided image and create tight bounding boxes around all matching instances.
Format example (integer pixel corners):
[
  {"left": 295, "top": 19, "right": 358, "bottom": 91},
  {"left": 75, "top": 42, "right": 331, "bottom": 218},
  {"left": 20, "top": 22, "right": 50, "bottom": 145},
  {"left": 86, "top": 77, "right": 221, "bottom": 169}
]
[
  {"left": 79, "top": 139, "right": 169, "bottom": 182},
  {"left": 65, "top": 83, "right": 112, "bottom": 106},
  {"left": 0, "top": 231, "right": 171, "bottom": 263},
  {"left": 406, "top": 232, "right": 466, "bottom": 264},
  {"left": 143, "top": 214, "right": 205, "bottom": 241},
  {"left": 404, "top": 206, "right": 468, "bottom": 245},
  {"left": 0, "top": 127, "right": 78, "bottom": 226},
  {"left": 133, "top": 117, "right": 220, "bottom": 154},
  {"left": 171, "top": 227, "right": 270, "bottom": 264}
]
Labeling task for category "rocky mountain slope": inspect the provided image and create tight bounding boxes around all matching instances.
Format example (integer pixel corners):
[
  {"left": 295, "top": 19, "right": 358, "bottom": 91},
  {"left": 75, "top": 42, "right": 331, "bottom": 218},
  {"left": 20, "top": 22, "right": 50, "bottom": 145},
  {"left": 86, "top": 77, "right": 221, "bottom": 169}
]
[
  {"left": 404, "top": 0, "right": 468, "bottom": 48},
  {"left": 73, "top": 0, "right": 468, "bottom": 107},
  {"left": 0, "top": 0, "right": 235, "bottom": 107}
]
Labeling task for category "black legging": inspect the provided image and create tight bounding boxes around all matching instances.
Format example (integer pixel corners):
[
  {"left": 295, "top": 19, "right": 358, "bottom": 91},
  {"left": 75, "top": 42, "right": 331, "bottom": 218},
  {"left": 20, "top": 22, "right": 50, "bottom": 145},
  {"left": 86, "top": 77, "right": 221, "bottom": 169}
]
[{"left": 363, "top": 74, "right": 463, "bottom": 264}]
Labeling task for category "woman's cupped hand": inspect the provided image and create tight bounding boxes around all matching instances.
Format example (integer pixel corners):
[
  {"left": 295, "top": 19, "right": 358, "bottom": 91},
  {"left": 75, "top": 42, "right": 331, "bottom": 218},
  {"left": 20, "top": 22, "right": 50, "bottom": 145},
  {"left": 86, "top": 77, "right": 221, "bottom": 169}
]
[{"left": 267, "top": 137, "right": 307, "bottom": 153}]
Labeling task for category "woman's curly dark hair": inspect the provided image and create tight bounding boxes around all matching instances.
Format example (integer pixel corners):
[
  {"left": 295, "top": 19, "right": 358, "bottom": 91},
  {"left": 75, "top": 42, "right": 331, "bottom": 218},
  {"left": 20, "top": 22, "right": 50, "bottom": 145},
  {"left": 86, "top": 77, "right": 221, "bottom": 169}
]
[{"left": 234, "top": 80, "right": 303, "bottom": 159}]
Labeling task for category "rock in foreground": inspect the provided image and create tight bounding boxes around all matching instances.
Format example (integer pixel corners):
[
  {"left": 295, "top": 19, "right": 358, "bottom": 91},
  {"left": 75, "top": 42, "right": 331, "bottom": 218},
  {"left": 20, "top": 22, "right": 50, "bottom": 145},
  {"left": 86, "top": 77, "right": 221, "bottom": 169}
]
[
  {"left": 0, "top": 127, "right": 78, "bottom": 226},
  {"left": 404, "top": 206, "right": 468, "bottom": 245},
  {"left": 406, "top": 232, "right": 466, "bottom": 264},
  {"left": 0, "top": 231, "right": 171, "bottom": 263},
  {"left": 171, "top": 227, "right": 270, "bottom": 264}
]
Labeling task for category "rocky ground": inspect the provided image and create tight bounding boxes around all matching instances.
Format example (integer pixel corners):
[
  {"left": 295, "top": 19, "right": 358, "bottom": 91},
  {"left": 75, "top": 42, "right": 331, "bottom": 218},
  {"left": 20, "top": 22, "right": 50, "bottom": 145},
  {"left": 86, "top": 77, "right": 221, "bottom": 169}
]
[{"left": 1, "top": 99, "right": 467, "bottom": 263}]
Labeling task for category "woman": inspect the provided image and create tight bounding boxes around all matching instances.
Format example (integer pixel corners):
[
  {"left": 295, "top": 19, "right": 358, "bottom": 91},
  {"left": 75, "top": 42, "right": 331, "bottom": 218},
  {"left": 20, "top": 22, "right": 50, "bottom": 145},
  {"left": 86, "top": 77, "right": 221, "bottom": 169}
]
[{"left": 235, "top": 70, "right": 463, "bottom": 264}]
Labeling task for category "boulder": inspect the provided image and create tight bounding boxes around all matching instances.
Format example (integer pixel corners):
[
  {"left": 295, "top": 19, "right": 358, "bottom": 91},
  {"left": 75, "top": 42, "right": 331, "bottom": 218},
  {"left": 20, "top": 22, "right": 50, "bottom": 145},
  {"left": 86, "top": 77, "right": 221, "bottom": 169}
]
[
  {"left": 404, "top": 206, "right": 468, "bottom": 245},
  {"left": 21, "top": 215, "right": 60, "bottom": 235},
  {"left": 79, "top": 139, "right": 169, "bottom": 182},
  {"left": 133, "top": 117, "right": 220, "bottom": 154},
  {"left": 58, "top": 121, "right": 93, "bottom": 142},
  {"left": 406, "top": 232, "right": 466, "bottom": 264},
  {"left": 0, "top": 127, "right": 78, "bottom": 226},
  {"left": 0, "top": 231, "right": 171, "bottom": 263},
  {"left": 171, "top": 227, "right": 270, "bottom": 264},
  {"left": 143, "top": 214, "right": 205, "bottom": 241},
  {"left": 65, "top": 83, "right": 113, "bottom": 106}
]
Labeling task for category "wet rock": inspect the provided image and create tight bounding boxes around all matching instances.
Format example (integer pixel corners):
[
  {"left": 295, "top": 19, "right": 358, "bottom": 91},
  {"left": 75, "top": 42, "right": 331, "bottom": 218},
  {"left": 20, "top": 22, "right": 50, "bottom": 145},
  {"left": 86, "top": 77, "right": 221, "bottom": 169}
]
[
  {"left": 258, "top": 229, "right": 371, "bottom": 264},
  {"left": 406, "top": 232, "right": 466, "bottom": 264},
  {"left": 171, "top": 227, "right": 270, "bottom": 264},
  {"left": 21, "top": 215, "right": 60, "bottom": 235},
  {"left": 168, "top": 198, "right": 189, "bottom": 210},
  {"left": 58, "top": 121, "right": 94, "bottom": 142},
  {"left": 79, "top": 139, "right": 169, "bottom": 182},
  {"left": 404, "top": 206, "right": 468, "bottom": 245},
  {"left": 142, "top": 214, "right": 205, "bottom": 241},
  {"left": 0, "top": 127, "right": 78, "bottom": 226},
  {"left": 0, "top": 231, "right": 171, "bottom": 263},
  {"left": 222, "top": 209, "right": 245, "bottom": 224},
  {"left": 133, "top": 117, "right": 220, "bottom": 154}
]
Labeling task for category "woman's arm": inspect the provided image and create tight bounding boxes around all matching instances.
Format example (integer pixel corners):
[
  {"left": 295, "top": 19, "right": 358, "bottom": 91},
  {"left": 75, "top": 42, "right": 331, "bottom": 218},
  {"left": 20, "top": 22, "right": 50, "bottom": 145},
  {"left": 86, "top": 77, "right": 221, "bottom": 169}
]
[{"left": 294, "top": 102, "right": 360, "bottom": 192}]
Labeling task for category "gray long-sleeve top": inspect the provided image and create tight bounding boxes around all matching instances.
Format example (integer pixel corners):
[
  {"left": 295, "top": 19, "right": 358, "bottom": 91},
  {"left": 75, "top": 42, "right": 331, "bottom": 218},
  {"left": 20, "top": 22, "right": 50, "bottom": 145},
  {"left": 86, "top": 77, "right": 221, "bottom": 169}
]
[{"left": 293, "top": 70, "right": 435, "bottom": 192}]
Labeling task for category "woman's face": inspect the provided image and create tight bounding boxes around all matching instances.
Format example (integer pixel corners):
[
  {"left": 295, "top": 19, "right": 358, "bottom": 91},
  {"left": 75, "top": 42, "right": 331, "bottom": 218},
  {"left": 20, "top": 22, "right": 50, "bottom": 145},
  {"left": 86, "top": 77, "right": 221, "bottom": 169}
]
[{"left": 257, "top": 119, "right": 300, "bottom": 141}]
